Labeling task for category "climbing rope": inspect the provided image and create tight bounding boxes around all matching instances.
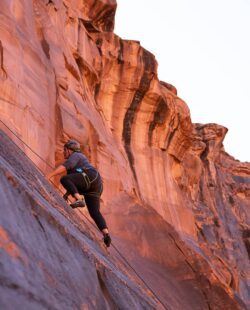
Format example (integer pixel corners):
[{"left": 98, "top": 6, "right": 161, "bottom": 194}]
[{"left": 0, "top": 118, "right": 170, "bottom": 310}]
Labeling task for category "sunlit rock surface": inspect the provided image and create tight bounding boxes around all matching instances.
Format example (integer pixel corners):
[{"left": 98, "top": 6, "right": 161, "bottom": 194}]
[{"left": 0, "top": 0, "right": 249, "bottom": 309}]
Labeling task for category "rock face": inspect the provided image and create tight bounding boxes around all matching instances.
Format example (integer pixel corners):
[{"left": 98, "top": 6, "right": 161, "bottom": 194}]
[
  {"left": 0, "top": 130, "right": 163, "bottom": 310},
  {"left": 0, "top": 1, "right": 249, "bottom": 309}
]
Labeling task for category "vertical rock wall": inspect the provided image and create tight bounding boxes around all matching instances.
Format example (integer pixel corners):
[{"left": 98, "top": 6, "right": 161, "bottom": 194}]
[{"left": 0, "top": 0, "right": 249, "bottom": 309}]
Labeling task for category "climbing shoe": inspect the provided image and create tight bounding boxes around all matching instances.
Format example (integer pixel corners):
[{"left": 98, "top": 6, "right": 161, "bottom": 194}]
[
  {"left": 103, "top": 233, "right": 111, "bottom": 247},
  {"left": 70, "top": 199, "right": 85, "bottom": 209}
]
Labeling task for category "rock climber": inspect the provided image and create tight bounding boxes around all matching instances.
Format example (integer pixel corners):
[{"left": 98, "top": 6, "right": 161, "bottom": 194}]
[{"left": 46, "top": 139, "right": 111, "bottom": 247}]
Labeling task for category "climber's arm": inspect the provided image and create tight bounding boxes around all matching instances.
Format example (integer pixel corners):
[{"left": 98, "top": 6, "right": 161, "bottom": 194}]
[{"left": 46, "top": 165, "right": 67, "bottom": 180}]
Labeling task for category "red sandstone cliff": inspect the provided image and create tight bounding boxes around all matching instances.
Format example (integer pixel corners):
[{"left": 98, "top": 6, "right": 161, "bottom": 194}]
[{"left": 0, "top": 1, "right": 249, "bottom": 309}]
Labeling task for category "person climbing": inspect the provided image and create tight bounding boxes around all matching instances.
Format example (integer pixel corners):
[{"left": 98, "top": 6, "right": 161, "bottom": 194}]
[{"left": 46, "top": 139, "right": 111, "bottom": 247}]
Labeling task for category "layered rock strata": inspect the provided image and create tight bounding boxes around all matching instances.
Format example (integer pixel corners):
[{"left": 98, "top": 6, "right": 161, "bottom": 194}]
[{"left": 0, "top": 0, "right": 249, "bottom": 309}]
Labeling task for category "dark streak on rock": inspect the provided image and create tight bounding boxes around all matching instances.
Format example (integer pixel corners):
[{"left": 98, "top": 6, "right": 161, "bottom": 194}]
[
  {"left": 77, "top": 18, "right": 81, "bottom": 51},
  {"left": 33, "top": 213, "right": 46, "bottom": 234},
  {"left": 63, "top": 55, "right": 80, "bottom": 81},
  {"left": 118, "top": 39, "right": 124, "bottom": 64},
  {"left": 81, "top": 19, "right": 100, "bottom": 33},
  {"left": 242, "top": 229, "right": 250, "bottom": 259},
  {"left": 165, "top": 116, "right": 179, "bottom": 151},
  {"left": 40, "top": 37, "right": 50, "bottom": 59},
  {"left": 148, "top": 98, "right": 169, "bottom": 146},
  {"left": 229, "top": 195, "right": 234, "bottom": 204},
  {"left": 94, "top": 6, "right": 116, "bottom": 32},
  {"left": 0, "top": 40, "right": 7, "bottom": 78},
  {"left": 96, "top": 38, "right": 103, "bottom": 56},
  {"left": 122, "top": 49, "right": 155, "bottom": 182},
  {"left": 197, "top": 224, "right": 207, "bottom": 241},
  {"left": 74, "top": 52, "right": 98, "bottom": 95},
  {"left": 88, "top": 2, "right": 116, "bottom": 32},
  {"left": 95, "top": 83, "right": 101, "bottom": 98},
  {"left": 198, "top": 176, "right": 206, "bottom": 205}
]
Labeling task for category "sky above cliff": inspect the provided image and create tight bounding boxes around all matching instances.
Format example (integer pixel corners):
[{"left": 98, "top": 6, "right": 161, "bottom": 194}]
[{"left": 115, "top": 0, "right": 250, "bottom": 162}]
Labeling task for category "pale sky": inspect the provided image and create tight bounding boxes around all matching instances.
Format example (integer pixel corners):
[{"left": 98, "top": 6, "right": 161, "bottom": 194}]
[{"left": 115, "top": 0, "right": 250, "bottom": 162}]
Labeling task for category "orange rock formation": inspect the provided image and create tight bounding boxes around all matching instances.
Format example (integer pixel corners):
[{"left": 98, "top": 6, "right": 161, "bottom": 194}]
[{"left": 0, "top": 1, "right": 249, "bottom": 309}]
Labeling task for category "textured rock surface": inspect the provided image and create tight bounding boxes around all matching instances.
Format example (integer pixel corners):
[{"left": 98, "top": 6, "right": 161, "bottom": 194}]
[
  {"left": 0, "top": 130, "right": 163, "bottom": 310},
  {"left": 0, "top": 0, "right": 249, "bottom": 309}
]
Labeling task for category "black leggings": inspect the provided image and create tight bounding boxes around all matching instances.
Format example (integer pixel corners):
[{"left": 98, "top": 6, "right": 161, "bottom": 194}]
[{"left": 60, "top": 171, "right": 107, "bottom": 231}]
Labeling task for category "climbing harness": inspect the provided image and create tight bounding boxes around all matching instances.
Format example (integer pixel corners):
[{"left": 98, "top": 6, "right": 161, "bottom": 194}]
[{"left": 75, "top": 167, "right": 103, "bottom": 197}]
